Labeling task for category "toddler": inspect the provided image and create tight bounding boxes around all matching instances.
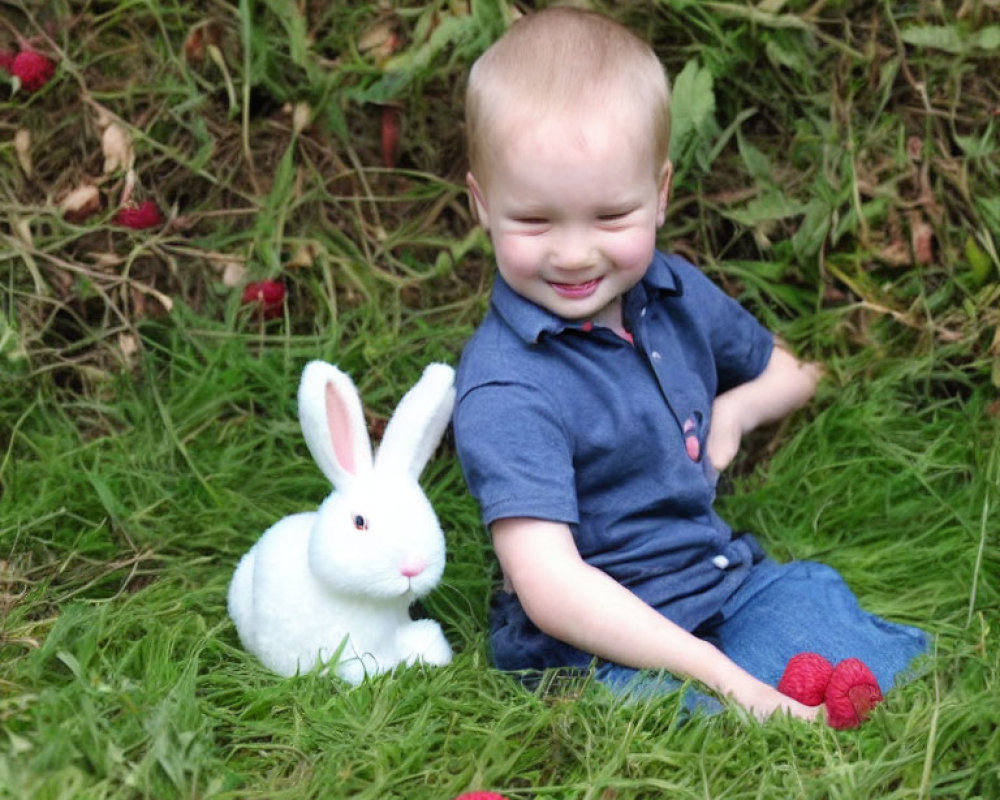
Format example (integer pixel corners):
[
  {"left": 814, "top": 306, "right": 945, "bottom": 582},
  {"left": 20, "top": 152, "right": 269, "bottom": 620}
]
[{"left": 453, "top": 6, "right": 927, "bottom": 720}]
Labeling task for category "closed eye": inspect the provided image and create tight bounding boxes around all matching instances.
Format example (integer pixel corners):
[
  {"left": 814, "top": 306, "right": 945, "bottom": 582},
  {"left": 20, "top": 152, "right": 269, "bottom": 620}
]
[{"left": 598, "top": 210, "right": 632, "bottom": 222}]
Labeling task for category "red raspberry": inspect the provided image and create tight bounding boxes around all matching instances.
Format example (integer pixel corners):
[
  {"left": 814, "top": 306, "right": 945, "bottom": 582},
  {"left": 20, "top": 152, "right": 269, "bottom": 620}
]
[
  {"left": 453, "top": 794, "right": 509, "bottom": 800},
  {"left": 115, "top": 200, "right": 163, "bottom": 230},
  {"left": 825, "top": 658, "right": 883, "bottom": 730},
  {"left": 241, "top": 280, "right": 286, "bottom": 319},
  {"left": 778, "top": 652, "right": 834, "bottom": 706},
  {"left": 10, "top": 49, "right": 55, "bottom": 92}
]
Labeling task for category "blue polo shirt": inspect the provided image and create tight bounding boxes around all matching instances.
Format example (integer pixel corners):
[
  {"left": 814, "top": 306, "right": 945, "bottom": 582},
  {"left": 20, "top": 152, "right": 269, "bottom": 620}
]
[{"left": 453, "top": 251, "right": 776, "bottom": 670}]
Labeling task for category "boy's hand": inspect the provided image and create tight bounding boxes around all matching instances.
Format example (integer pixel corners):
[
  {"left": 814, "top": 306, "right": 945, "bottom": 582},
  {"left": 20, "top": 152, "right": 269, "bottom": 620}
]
[
  {"left": 707, "top": 391, "right": 744, "bottom": 472},
  {"left": 707, "top": 346, "right": 822, "bottom": 472},
  {"left": 711, "top": 653, "right": 824, "bottom": 722},
  {"left": 737, "top": 682, "right": 825, "bottom": 723}
]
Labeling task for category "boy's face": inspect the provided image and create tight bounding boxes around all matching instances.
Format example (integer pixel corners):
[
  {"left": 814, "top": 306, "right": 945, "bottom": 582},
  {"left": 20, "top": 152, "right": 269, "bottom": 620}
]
[{"left": 467, "top": 109, "right": 671, "bottom": 330}]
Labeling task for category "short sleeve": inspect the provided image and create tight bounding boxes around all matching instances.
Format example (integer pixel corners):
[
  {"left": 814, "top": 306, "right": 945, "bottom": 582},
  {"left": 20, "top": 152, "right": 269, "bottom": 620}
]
[
  {"left": 453, "top": 380, "right": 579, "bottom": 528},
  {"left": 668, "top": 259, "right": 774, "bottom": 392},
  {"left": 711, "top": 296, "right": 773, "bottom": 392}
]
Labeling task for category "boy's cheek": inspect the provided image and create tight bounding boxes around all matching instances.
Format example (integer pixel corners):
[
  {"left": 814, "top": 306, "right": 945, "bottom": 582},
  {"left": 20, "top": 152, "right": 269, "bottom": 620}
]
[
  {"left": 494, "top": 237, "right": 540, "bottom": 278},
  {"left": 609, "top": 231, "right": 657, "bottom": 272}
]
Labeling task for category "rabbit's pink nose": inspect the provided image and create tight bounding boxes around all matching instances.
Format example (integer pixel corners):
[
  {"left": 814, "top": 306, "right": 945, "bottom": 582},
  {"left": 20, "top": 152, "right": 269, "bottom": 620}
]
[{"left": 400, "top": 561, "right": 426, "bottom": 578}]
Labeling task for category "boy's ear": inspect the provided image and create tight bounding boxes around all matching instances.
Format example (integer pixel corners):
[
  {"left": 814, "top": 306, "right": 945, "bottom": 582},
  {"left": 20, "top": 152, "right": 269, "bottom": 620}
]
[
  {"left": 466, "top": 171, "right": 490, "bottom": 232},
  {"left": 656, "top": 159, "right": 673, "bottom": 226}
]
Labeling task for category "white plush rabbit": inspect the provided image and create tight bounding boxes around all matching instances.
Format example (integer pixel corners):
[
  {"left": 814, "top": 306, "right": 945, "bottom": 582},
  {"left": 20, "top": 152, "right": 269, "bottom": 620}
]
[{"left": 227, "top": 360, "right": 455, "bottom": 684}]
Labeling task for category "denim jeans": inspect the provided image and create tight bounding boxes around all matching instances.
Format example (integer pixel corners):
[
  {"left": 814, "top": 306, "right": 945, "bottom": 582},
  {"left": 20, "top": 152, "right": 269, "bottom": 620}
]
[{"left": 596, "top": 559, "right": 930, "bottom": 712}]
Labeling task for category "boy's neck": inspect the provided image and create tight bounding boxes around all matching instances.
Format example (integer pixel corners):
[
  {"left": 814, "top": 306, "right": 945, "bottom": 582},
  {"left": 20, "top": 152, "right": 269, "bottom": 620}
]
[{"left": 589, "top": 296, "right": 627, "bottom": 338}]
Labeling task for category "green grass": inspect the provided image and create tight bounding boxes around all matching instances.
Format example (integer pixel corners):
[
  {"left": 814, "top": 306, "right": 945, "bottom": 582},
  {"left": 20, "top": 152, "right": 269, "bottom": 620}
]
[
  {"left": 3, "top": 328, "right": 997, "bottom": 799},
  {"left": 2, "top": 0, "right": 1000, "bottom": 798}
]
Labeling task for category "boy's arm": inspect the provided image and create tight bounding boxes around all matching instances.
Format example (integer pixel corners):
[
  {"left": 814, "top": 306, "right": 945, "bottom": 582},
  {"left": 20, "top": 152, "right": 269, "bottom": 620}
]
[
  {"left": 707, "top": 345, "right": 821, "bottom": 472},
  {"left": 492, "top": 516, "right": 820, "bottom": 721}
]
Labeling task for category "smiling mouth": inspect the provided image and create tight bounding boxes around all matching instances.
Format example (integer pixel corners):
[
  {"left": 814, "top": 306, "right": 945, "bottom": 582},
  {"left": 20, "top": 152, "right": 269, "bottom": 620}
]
[{"left": 550, "top": 278, "right": 601, "bottom": 298}]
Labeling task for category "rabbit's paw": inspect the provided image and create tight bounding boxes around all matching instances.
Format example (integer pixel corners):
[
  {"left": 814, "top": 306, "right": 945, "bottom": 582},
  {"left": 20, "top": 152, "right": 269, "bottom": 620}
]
[
  {"left": 399, "top": 619, "right": 453, "bottom": 667},
  {"left": 334, "top": 652, "right": 379, "bottom": 686}
]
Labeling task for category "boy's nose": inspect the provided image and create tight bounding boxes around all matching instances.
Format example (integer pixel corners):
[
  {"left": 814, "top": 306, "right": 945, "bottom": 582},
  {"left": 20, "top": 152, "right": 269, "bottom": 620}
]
[{"left": 549, "top": 231, "right": 598, "bottom": 272}]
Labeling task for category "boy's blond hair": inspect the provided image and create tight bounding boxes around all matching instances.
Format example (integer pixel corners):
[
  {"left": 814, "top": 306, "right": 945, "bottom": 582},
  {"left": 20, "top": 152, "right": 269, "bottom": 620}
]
[{"left": 466, "top": 6, "right": 671, "bottom": 184}]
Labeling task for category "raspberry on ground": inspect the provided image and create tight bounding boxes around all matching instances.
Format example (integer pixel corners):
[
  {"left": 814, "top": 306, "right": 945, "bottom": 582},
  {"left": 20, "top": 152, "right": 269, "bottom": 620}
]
[
  {"left": 10, "top": 49, "right": 56, "bottom": 92},
  {"left": 115, "top": 200, "right": 163, "bottom": 230},
  {"left": 825, "top": 658, "right": 883, "bottom": 730},
  {"left": 778, "top": 652, "right": 834, "bottom": 707},
  {"left": 453, "top": 794, "right": 509, "bottom": 800}
]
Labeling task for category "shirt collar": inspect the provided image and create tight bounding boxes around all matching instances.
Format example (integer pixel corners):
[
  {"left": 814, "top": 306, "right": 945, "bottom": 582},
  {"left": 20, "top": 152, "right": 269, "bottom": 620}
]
[{"left": 490, "top": 250, "right": 682, "bottom": 344}]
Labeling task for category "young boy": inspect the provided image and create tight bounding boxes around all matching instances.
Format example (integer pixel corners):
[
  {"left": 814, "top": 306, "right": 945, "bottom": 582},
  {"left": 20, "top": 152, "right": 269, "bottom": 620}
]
[{"left": 453, "top": 6, "right": 927, "bottom": 720}]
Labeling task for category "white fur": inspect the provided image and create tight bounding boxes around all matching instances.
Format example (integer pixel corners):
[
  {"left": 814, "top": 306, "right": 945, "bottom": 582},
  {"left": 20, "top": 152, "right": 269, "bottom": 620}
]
[{"left": 227, "top": 361, "right": 455, "bottom": 683}]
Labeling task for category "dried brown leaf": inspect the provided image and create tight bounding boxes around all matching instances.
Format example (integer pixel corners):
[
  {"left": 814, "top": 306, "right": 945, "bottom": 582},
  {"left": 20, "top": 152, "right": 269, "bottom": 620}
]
[
  {"left": 14, "top": 128, "right": 31, "bottom": 176},
  {"left": 909, "top": 211, "right": 934, "bottom": 264},
  {"left": 358, "top": 17, "right": 403, "bottom": 64},
  {"left": 183, "top": 21, "right": 223, "bottom": 62},
  {"left": 102, "top": 123, "right": 134, "bottom": 174},
  {"left": 60, "top": 183, "right": 101, "bottom": 222}
]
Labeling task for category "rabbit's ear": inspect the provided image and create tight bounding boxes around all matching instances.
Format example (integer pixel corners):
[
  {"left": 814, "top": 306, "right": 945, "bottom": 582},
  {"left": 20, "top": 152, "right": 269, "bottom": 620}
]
[
  {"left": 375, "top": 363, "right": 455, "bottom": 480},
  {"left": 298, "top": 361, "right": 373, "bottom": 486}
]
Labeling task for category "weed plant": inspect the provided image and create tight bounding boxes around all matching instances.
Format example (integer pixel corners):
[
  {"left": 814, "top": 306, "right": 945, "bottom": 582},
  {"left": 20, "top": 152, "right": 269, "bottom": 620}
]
[{"left": 2, "top": 1, "right": 999, "bottom": 798}]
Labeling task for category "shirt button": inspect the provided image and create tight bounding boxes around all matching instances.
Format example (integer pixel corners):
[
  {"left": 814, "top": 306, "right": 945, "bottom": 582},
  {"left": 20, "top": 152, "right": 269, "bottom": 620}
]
[
  {"left": 651, "top": 351, "right": 661, "bottom": 360},
  {"left": 640, "top": 307, "right": 647, "bottom": 317},
  {"left": 712, "top": 554, "right": 730, "bottom": 570}
]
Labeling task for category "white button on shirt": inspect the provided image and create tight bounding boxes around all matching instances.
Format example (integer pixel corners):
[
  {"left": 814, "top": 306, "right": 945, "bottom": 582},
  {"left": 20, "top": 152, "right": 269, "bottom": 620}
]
[{"left": 712, "top": 554, "right": 730, "bottom": 570}]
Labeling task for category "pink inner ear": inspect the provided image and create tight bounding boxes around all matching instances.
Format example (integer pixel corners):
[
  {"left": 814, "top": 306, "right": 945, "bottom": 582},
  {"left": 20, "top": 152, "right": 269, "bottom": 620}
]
[{"left": 326, "top": 382, "right": 356, "bottom": 475}]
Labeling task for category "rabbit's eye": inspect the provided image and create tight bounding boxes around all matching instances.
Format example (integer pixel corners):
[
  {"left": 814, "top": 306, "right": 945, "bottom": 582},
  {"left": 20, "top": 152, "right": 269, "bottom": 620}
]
[{"left": 352, "top": 514, "right": 368, "bottom": 531}]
